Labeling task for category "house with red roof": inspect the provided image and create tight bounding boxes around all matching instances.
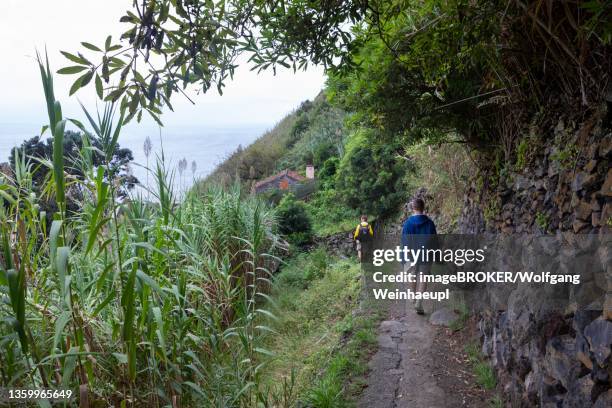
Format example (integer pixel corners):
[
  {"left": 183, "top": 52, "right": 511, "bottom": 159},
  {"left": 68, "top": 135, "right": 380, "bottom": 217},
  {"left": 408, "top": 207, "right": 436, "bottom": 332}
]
[
  {"left": 252, "top": 169, "right": 306, "bottom": 194},
  {"left": 252, "top": 165, "right": 315, "bottom": 194}
]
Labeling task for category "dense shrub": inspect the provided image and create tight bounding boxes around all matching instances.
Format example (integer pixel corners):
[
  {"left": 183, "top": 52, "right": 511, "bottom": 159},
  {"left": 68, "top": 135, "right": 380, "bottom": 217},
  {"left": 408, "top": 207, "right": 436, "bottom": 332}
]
[
  {"left": 318, "top": 156, "right": 339, "bottom": 185},
  {"left": 325, "top": 1, "right": 611, "bottom": 166},
  {"left": 313, "top": 140, "right": 337, "bottom": 167},
  {"left": 305, "top": 189, "right": 359, "bottom": 236},
  {"left": 336, "top": 129, "right": 407, "bottom": 218},
  {"left": 274, "top": 248, "right": 329, "bottom": 289},
  {"left": 276, "top": 193, "right": 313, "bottom": 244}
]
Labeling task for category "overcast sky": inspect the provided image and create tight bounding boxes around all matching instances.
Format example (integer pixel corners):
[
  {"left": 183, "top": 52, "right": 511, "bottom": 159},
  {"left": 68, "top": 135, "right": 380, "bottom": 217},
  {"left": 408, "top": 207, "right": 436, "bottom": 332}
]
[{"left": 0, "top": 0, "right": 326, "bottom": 132}]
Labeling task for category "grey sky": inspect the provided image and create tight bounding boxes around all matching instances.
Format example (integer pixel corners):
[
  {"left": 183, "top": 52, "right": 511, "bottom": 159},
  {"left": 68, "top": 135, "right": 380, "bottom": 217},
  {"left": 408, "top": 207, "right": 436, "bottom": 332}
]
[{"left": 0, "top": 0, "right": 326, "bottom": 131}]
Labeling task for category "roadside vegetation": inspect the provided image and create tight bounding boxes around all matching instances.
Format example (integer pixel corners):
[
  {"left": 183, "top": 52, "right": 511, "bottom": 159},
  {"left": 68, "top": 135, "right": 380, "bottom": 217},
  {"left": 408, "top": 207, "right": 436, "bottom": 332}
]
[
  {"left": 263, "top": 250, "right": 380, "bottom": 406},
  {"left": 0, "top": 59, "right": 284, "bottom": 406},
  {"left": 0, "top": 57, "right": 378, "bottom": 408}
]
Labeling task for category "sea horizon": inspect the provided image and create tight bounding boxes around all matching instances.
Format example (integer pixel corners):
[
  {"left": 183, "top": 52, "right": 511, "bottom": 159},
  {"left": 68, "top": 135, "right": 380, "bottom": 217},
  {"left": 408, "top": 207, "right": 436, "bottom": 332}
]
[{"left": 0, "top": 121, "right": 270, "bottom": 193}]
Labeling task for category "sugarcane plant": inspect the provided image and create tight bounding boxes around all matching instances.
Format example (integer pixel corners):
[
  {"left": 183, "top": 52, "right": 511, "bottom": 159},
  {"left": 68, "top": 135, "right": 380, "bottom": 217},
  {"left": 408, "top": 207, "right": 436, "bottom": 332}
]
[{"left": 0, "top": 54, "right": 282, "bottom": 407}]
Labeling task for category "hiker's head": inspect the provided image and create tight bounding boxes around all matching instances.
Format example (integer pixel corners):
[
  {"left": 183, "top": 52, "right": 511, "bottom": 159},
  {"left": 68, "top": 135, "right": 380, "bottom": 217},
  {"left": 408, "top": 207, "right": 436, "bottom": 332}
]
[
  {"left": 360, "top": 215, "right": 368, "bottom": 222},
  {"left": 411, "top": 198, "right": 425, "bottom": 214}
]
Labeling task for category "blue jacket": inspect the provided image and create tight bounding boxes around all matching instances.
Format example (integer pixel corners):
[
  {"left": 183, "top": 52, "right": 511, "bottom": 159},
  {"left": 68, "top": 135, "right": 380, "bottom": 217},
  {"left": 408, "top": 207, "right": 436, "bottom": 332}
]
[
  {"left": 402, "top": 214, "right": 437, "bottom": 236},
  {"left": 401, "top": 214, "right": 437, "bottom": 264}
]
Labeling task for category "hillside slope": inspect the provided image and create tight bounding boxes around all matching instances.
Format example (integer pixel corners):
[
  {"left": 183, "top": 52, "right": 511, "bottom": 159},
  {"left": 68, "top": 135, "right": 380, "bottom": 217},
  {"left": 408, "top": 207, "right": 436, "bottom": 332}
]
[{"left": 197, "top": 92, "right": 347, "bottom": 192}]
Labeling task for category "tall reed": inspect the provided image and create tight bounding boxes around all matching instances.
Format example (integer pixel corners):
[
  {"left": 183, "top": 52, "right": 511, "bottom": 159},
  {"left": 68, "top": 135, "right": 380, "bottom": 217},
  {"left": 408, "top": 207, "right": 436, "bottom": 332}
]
[{"left": 0, "top": 54, "right": 282, "bottom": 407}]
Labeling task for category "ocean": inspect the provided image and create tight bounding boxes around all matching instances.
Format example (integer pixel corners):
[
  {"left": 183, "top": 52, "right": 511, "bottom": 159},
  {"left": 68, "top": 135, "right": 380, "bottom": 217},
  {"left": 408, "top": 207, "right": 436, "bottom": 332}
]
[{"left": 0, "top": 122, "right": 268, "bottom": 195}]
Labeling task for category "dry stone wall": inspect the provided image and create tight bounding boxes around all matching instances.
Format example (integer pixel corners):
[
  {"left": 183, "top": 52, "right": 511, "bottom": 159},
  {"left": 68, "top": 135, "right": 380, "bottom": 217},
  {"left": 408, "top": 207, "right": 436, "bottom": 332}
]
[{"left": 458, "top": 109, "right": 611, "bottom": 407}]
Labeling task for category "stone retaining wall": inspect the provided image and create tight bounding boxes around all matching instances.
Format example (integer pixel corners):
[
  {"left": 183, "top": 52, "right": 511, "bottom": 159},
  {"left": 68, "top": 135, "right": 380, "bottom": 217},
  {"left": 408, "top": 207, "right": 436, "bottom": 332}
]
[{"left": 457, "top": 109, "right": 611, "bottom": 407}]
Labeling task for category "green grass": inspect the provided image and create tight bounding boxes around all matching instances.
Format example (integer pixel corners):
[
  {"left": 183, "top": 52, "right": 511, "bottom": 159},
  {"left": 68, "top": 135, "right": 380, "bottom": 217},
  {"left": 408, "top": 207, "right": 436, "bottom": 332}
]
[
  {"left": 448, "top": 301, "right": 470, "bottom": 331},
  {"left": 489, "top": 394, "right": 504, "bottom": 408},
  {"left": 550, "top": 143, "right": 579, "bottom": 170},
  {"left": 474, "top": 362, "right": 497, "bottom": 390},
  {"left": 464, "top": 341, "right": 497, "bottom": 390},
  {"left": 536, "top": 211, "right": 549, "bottom": 231},
  {"left": 313, "top": 217, "right": 359, "bottom": 237},
  {"left": 515, "top": 138, "right": 529, "bottom": 170},
  {"left": 262, "top": 251, "right": 380, "bottom": 405},
  {"left": 302, "top": 310, "right": 379, "bottom": 407},
  {"left": 464, "top": 342, "right": 481, "bottom": 364}
]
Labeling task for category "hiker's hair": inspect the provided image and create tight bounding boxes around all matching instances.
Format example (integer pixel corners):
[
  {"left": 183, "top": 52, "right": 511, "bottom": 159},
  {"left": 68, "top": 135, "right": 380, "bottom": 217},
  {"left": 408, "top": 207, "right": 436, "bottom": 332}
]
[
  {"left": 361, "top": 214, "right": 368, "bottom": 221},
  {"left": 412, "top": 198, "right": 425, "bottom": 212}
]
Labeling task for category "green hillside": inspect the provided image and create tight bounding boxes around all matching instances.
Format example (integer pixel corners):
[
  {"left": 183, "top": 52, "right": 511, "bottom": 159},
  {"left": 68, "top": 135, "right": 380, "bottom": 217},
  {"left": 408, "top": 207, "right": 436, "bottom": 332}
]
[{"left": 199, "top": 93, "right": 345, "bottom": 189}]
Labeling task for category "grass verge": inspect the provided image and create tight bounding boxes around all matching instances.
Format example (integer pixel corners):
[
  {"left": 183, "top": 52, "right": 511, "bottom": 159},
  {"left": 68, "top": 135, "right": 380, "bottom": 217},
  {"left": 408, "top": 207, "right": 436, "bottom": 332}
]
[{"left": 262, "top": 248, "right": 380, "bottom": 406}]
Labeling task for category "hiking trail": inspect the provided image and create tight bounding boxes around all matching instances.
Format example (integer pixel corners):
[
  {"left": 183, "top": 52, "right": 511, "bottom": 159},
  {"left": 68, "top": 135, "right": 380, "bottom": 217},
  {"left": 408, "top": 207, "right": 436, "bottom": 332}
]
[
  {"left": 357, "top": 296, "right": 494, "bottom": 408},
  {"left": 358, "top": 300, "right": 448, "bottom": 408}
]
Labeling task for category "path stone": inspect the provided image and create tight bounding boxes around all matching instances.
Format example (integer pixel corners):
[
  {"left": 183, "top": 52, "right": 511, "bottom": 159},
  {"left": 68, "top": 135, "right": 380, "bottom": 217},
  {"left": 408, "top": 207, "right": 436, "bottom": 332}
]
[
  {"left": 358, "top": 300, "right": 448, "bottom": 408},
  {"left": 429, "top": 307, "right": 459, "bottom": 327}
]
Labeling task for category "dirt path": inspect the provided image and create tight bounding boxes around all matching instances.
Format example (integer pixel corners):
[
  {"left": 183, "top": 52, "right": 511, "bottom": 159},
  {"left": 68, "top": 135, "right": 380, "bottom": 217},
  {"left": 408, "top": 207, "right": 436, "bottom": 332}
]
[
  {"left": 358, "top": 300, "right": 448, "bottom": 408},
  {"left": 357, "top": 299, "right": 492, "bottom": 408}
]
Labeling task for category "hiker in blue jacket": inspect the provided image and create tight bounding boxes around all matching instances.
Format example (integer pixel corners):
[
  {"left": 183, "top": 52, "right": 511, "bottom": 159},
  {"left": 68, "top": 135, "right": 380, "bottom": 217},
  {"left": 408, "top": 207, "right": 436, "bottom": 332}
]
[{"left": 401, "top": 198, "right": 437, "bottom": 315}]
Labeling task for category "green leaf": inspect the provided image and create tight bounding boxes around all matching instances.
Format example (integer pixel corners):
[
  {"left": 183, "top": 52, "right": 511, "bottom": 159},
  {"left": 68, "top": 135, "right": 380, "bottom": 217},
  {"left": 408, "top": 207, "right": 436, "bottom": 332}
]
[
  {"left": 69, "top": 71, "right": 93, "bottom": 96},
  {"left": 49, "top": 220, "right": 62, "bottom": 259},
  {"left": 80, "top": 70, "right": 94, "bottom": 87},
  {"left": 128, "top": 91, "right": 140, "bottom": 114},
  {"left": 148, "top": 110, "right": 163, "bottom": 127},
  {"left": 136, "top": 270, "right": 162, "bottom": 294},
  {"left": 6, "top": 267, "right": 28, "bottom": 353},
  {"left": 81, "top": 42, "right": 102, "bottom": 52},
  {"left": 69, "top": 77, "right": 83, "bottom": 96},
  {"left": 112, "top": 353, "right": 128, "bottom": 364},
  {"left": 95, "top": 74, "right": 103, "bottom": 99},
  {"left": 85, "top": 216, "right": 110, "bottom": 255},
  {"left": 52, "top": 120, "right": 66, "bottom": 205},
  {"left": 53, "top": 311, "right": 72, "bottom": 351},
  {"left": 56, "top": 246, "right": 70, "bottom": 300},
  {"left": 105, "top": 36, "right": 112, "bottom": 51},
  {"left": 60, "top": 51, "right": 89, "bottom": 65},
  {"left": 105, "top": 87, "right": 126, "bottom": 102},
  {"left": 255, "top": 308, "right": 278, "bottom": 321},
  {"left": 254, "top": 347, "right": 275, "bottom": 356},
  {"left": 183, "top": 382, "right": 205, "bottom": 397},
  {"left": 57, "top": 66, "right": 88, "bottom": 75},
  {"left": 61, "top": 347, "right": 79, "bottom": 386},
  {"left": 92, "top": 290, "right": 115, "bottom": 317}
]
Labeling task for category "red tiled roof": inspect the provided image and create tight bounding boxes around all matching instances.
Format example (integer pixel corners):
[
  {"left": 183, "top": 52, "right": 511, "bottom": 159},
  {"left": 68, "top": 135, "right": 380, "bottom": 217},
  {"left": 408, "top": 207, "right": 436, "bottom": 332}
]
[{"left": 253, "top": 169, "right": 306, "bottom": 191}]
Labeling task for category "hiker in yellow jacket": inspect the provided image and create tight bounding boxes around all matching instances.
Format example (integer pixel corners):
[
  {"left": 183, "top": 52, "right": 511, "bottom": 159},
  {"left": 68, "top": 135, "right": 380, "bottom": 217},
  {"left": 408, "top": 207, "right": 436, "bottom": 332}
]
[{"left": 353, "top": 215, "right": 374, "bottom": 262}]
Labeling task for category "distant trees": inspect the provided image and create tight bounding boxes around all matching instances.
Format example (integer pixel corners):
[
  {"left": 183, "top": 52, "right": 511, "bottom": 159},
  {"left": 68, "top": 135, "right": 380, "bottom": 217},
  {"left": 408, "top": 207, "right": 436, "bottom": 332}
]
[{"left": 9, "top": 130, "right": 138, "bottom": 214}]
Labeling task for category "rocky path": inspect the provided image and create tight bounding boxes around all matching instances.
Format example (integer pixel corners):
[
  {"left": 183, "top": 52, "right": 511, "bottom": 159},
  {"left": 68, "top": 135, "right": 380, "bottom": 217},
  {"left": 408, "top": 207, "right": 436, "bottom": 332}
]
[{"left": 358, "top": 300, "right": 448, "bottom": 408}]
